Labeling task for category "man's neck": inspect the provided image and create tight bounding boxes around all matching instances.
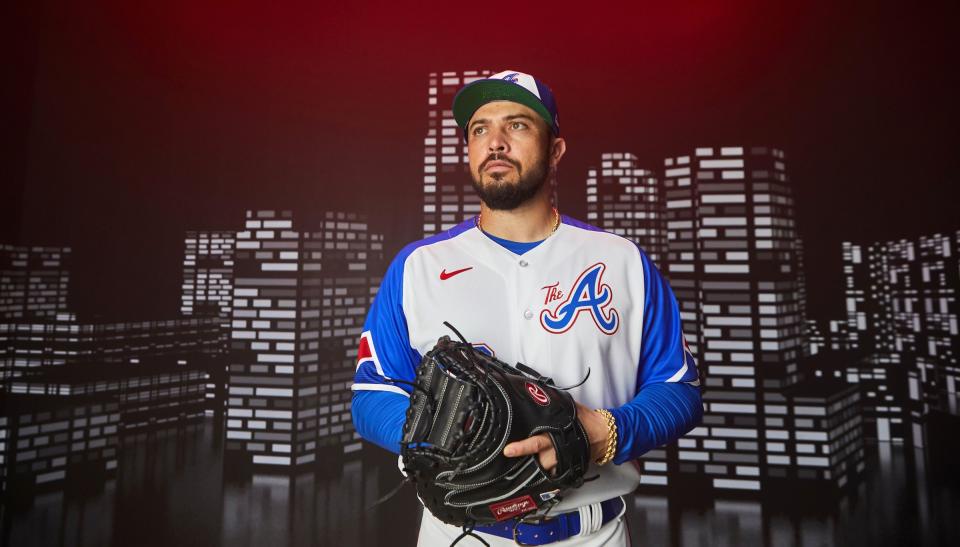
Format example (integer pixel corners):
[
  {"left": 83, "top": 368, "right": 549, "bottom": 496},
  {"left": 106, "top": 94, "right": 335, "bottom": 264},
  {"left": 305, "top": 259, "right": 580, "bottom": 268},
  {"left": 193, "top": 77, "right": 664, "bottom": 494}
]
[{"left": 478, "top": 195, "right": 556, "bottom": 243}]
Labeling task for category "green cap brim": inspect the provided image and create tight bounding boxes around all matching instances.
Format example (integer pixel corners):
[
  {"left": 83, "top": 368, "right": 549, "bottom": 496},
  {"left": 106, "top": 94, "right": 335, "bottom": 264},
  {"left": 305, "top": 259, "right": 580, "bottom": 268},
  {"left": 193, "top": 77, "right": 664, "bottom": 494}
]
[{"left": 452, "top": 80, "right": 555, "bottom": 135}]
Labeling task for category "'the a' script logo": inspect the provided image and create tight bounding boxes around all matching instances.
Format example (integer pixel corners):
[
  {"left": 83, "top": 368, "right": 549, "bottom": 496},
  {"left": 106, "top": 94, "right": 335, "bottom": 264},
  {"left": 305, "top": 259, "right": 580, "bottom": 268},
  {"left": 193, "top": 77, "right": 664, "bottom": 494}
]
[{"left": 540, "top": 263, "right": 619, "bottom": 335}]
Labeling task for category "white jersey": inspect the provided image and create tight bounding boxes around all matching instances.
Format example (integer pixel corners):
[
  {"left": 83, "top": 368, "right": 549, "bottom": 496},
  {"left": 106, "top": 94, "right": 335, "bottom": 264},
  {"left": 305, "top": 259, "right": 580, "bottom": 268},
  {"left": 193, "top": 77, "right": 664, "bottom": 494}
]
[{"left": 353, "top": 216, "right": 698, "bottom": 512}]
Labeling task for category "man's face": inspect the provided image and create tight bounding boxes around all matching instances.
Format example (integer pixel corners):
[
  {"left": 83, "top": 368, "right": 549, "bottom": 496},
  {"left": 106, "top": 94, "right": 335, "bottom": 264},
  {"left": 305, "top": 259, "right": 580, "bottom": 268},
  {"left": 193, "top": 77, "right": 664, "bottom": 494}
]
[{"left": 466, "top": 101, "right": 559, "bottom": 210}]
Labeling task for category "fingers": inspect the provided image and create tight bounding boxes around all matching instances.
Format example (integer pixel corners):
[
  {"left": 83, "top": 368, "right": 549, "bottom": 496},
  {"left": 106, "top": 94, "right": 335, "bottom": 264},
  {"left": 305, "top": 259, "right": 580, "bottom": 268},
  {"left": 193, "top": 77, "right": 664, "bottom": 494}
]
[
  {"left": 538, "top": 447, "right": 557, "bottom": 472},
  {"left": 503, "top": 434, "right": 558, "bottom": 472},
  {"left": 504, "top": 434, "right": 551, "bottom": 457}
]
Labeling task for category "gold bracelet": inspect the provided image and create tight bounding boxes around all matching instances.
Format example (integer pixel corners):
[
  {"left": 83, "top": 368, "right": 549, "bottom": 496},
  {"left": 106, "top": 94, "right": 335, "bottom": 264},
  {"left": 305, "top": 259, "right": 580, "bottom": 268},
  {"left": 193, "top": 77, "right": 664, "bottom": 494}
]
[{"left": 594, "top": 409, "right": 617, "bottom": 466}]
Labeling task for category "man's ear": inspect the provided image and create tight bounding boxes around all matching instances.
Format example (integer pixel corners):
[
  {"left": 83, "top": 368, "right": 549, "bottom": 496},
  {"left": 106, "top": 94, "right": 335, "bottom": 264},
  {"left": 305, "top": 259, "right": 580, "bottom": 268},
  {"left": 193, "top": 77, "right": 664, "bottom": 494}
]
[{"left": 549, "top": 137, "right": 567, "bottom": 168}]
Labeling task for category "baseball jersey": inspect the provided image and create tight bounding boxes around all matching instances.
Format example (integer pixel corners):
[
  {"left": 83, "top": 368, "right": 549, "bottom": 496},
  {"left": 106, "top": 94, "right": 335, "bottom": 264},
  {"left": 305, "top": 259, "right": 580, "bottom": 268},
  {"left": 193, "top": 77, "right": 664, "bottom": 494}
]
[{"left": 352, "top": 216, "right": 699, "bottom": 512}]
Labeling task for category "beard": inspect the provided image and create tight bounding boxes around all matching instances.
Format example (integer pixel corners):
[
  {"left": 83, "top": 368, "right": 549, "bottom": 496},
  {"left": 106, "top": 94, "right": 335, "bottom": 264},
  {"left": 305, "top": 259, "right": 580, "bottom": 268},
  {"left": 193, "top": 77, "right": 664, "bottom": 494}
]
[{"left": 471, "top": 152, "right": 550, "bottom": 211}]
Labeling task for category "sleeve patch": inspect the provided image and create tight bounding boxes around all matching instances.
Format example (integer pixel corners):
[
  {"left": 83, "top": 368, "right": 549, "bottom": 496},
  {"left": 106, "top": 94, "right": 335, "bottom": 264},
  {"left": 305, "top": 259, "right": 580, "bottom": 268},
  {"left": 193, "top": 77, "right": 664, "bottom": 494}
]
[{"left": 356, "top": 330, "right": 387, "bottom": 379}]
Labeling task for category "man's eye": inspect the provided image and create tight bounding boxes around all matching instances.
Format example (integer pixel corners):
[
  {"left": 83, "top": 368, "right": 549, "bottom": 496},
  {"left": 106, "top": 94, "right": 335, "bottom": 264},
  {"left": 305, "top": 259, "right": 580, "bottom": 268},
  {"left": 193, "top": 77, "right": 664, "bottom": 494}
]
[
  {"left": 473, "top": 126, "right": 487, "bottom": 135},
  {"left": 510, "top": 121, "right": 527, "bottom": 130}
]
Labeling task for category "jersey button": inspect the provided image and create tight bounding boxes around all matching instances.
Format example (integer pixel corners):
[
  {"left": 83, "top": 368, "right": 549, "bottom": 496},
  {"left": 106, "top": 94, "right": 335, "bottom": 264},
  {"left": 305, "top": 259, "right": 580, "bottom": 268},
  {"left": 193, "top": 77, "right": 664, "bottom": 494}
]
[
  {"left": 518, "top": 260, "right": 529, "bottom": 267},
  {"left": 523, "top": 309, "right": 534, "bottom": 320}
]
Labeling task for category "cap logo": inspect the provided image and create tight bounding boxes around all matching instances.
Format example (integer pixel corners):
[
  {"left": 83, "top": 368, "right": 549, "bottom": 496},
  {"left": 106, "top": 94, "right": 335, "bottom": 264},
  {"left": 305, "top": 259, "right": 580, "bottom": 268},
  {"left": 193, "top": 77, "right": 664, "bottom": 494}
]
[{"left": 501, "top": 72, "right": 520, "bottom": 83}]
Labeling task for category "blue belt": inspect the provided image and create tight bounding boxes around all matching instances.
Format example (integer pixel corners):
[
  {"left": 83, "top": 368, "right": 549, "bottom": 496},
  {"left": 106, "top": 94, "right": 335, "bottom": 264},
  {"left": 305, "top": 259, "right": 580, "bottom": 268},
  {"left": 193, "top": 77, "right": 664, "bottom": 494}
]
[{"left": 473, "top": 497, "right": 624, "bottom": 545}]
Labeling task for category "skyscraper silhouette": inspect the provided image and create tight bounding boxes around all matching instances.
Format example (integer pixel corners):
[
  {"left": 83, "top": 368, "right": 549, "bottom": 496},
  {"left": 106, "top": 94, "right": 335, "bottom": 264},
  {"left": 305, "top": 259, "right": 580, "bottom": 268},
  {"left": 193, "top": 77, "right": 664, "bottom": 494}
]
[
  {"left": 0, "top": 244, "right": 71, "bottom": 321},
  {"left": 225, "top": 210, "right": 384, "bottom": 465},
  {"left": 839, "top": 231, "right": 960, "bottom": 446},
  {"left": 586, "top": 153, "right": 665, "bottom": 265},
  {"left": 181, "top": 231, "right": 236, "bottom": 350},
  {"left": 661, "top": 146, "right": 862, "bottom": 490},
  {"left": 423, "top": 70, "right": 491, "bottom": 237}
]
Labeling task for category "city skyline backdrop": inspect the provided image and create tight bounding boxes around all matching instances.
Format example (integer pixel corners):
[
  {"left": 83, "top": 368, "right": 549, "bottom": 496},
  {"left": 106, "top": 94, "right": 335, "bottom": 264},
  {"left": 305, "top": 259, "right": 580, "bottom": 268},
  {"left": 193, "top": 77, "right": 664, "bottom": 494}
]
[
  {"left": 4, "top": 67, "right": 955, "bottom": 487},
  {"left": 4, "top": 3, "right": 959, "bottom": 544}
]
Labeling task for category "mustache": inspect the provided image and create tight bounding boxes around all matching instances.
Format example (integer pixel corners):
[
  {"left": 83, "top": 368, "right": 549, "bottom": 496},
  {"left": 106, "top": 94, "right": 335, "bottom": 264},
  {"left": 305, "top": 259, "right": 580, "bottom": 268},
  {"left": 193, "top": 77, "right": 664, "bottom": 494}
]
[{"left": 479, "top": 153, "right": 521, "bottom": 173}]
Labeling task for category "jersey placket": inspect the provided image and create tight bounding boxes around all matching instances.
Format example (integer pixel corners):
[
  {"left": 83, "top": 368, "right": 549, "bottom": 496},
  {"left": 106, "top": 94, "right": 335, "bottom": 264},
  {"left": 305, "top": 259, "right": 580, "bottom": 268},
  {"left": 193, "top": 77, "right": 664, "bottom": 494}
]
[
  {"left": 509, "top": 230, "right": 567, "bottom": 377},
  {"left": 513, "top": 253, "right": 541, "bottom": 369}
]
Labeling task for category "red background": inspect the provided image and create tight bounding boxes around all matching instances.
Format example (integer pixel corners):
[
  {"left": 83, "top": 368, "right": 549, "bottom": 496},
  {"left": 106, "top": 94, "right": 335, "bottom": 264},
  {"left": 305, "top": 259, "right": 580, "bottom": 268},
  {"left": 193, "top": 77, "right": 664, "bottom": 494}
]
[{"left": 6, "top": 0, "right": 958, "bottom": 321}]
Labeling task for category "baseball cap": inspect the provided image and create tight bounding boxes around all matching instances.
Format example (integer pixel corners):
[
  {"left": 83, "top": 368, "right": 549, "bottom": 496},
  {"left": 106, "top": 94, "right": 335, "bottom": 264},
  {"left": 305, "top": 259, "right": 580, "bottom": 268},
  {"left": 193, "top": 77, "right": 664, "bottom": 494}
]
[{"left": 452, "top": 70, "right": 560, "bottom": 138}]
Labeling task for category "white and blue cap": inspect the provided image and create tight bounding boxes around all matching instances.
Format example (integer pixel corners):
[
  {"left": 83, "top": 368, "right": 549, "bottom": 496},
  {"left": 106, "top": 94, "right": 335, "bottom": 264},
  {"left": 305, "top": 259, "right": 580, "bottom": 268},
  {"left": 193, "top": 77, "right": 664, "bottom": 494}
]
[{"left": 452, "top": 70, "right": 560, "bottom": 138}]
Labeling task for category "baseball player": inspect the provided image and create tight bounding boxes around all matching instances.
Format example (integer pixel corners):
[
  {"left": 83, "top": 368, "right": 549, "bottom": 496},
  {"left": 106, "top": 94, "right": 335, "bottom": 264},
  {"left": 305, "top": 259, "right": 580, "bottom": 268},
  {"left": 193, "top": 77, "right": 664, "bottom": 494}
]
[{"left": 352, "top": 70, "right": 703, "bottom": 546}]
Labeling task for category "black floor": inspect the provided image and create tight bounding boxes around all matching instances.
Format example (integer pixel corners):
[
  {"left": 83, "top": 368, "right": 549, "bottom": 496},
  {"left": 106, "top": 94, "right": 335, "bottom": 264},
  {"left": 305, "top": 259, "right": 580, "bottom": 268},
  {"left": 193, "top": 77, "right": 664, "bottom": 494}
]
[{"left": 2, "top": 419, "right": 958, "bottom": 547}]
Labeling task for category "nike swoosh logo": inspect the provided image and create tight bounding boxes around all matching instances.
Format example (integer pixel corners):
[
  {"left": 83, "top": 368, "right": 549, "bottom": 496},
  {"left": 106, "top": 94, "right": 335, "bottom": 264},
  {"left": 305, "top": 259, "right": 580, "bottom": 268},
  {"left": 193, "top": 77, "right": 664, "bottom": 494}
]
[{"left": 440, "top": 267, "right": 473, "bottom": 280}]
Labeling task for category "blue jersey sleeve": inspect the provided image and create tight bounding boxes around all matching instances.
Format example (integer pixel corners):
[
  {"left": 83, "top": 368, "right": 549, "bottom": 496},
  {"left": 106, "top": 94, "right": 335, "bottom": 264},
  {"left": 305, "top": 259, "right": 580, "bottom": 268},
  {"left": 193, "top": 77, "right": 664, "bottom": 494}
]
[
  {"left": 351, "top": 246, "right": 424, "bottom": 452},
  {"left": 608, "top": 382, "right": 702, "bottom": 464},
  {"left": 351, "top": 247, "right": 422, "bottom": 396},
  {"left": 607, "top": 247, "right": 703, "bottom": 462},
  {"left": 352, "top": 390, "right": 408, "bottom": 454},
  {"left": 634, "top": 248, "right": 700, "bottom": 388}
]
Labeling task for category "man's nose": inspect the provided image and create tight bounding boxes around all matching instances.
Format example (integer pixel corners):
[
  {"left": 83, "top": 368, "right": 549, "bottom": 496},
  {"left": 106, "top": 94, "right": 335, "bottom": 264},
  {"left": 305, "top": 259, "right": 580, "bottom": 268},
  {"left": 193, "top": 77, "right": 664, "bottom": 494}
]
[{"left": 487, "top": 127, "right": 509, "bottom": 153}]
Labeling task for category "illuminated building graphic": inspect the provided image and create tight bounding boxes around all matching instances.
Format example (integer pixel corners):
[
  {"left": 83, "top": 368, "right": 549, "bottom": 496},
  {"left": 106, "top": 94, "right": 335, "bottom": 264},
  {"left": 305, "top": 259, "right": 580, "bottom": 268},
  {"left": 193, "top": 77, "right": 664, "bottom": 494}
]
[
  {"left": 180, "top": 230, "right": 237, "bottom": 411},
  {"left": 779, "top": 379, "right": 864, "bottom": 488},
  {"left": 662, "top": 146, "right": 862, "bottom": 491},
  {"left": 805, "top": 318, "right": 858, "bottom": 355},
  {"left": 809, "top": 350, "right": 909, "bottom": 443},
  {"left": 804, "top": 320, "right": 827, "bottom": 355},
  {"left": 836, "top": 231, "right": 960, "bottom": 446},
  {"left": 6, "top": 358, "right": 207, "bottom": 430},
  {"left": 839, "top": 241, "right": 894, "bottom": 353},
  {"left": 1, "top": 393, "right": 119, "bottom": 489},
  {"left": 225, "top": 210, "right": 383, "bottom": 466},
  {"left": 0, "top": 236, "right": 231, "bottom": 491},
  {"left": 181, "top": 231, "right": 236, "bottom": 348},
  {"left": 422, "top": 70, "right": 558, "bottom": 237},
  {"left": 795, "top": 237, "right": 810, "bottom": 356},
  {"left": 586, "top": 153, "right": 665, "bottom": 264},
  {"left": 423, "top": 70, "right": 491, "bottom": 237},
  {"left": 888, "top": 232, "right": 960, "bottom": 442},
  {"left": 1, "top": 318, "right": 221, "bottom": 381},
  {"left": 0, "top": 245, "right": 71, "bottom": 321},
  {"left": 1, "top": 356, "right": 208, "bottom": 490}
]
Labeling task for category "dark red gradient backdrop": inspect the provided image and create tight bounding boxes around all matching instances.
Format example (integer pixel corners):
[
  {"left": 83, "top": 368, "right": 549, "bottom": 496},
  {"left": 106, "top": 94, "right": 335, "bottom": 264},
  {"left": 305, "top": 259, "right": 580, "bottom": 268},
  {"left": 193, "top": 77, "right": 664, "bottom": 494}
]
[{"left": 6, "top": 0, "right": 958, "bottom": 321}]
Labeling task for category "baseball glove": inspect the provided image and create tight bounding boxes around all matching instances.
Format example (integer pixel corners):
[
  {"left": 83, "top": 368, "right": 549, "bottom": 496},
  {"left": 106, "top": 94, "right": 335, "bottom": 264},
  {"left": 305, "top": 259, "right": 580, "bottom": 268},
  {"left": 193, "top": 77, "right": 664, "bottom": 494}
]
[{"left": 399, "top": 324, "right": 591, "bottom": 530}]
